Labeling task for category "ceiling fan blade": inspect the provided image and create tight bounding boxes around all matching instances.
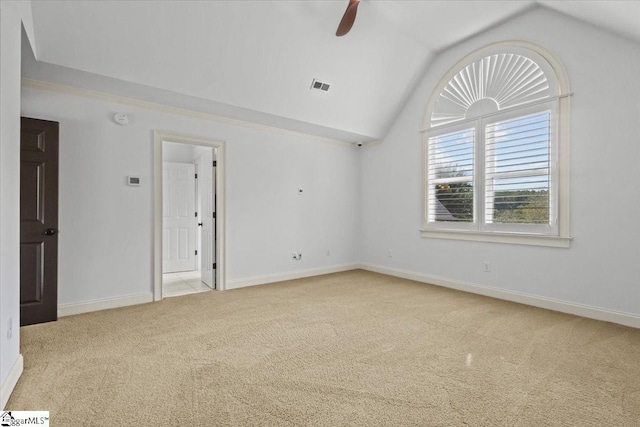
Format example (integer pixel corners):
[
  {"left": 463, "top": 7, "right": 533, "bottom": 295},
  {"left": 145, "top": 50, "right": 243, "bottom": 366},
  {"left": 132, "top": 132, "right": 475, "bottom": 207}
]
[{"left": 336, "top": 0, "right": 360, "bottom": 37}]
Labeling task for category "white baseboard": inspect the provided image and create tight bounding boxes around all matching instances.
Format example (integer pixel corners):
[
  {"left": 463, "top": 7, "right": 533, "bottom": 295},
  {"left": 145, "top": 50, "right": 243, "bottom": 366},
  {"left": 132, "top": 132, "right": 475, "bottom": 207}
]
[
  {"left": 1, "top": 354, "right": 23, "bottom": 410},
  {"left": 58, "top": 292, "right": 154, "bottom": 317},
  {"left": 226, "top": 263, "right": 359, "bottom": 290},
  {"left": 359, "top": 263, "right": 640, "bottom": 329},
  {"left": 54, "top": 264, "right": 640, "bottom": 328}
]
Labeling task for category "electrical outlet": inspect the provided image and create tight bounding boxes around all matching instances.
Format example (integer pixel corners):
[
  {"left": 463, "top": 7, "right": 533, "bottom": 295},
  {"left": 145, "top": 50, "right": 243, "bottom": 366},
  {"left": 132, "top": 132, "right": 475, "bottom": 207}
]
[
  {"left": 483, "top": 262, "right": 491, "bottom": 272},
  {"left": 292, "top": 252, "right": 302, "bottom": 261},
  {"left": 388, "top": 249, "right": 393, "bottom": 258}
]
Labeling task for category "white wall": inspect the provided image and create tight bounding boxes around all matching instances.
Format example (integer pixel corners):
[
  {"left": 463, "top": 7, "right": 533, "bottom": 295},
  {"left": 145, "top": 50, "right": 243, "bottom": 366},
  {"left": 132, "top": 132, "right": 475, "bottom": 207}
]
[
  {"left": 0, "top": 0, "right": 36, "bottom": 408},
  {"left": 163, "top": 141, "right": 197, "bottom": 163},
  {"left": 20, "top": 86, "right": 360, "bottom": 306},
  {"left": 360, "top": 7, "right": 640, "bottom": 317}
]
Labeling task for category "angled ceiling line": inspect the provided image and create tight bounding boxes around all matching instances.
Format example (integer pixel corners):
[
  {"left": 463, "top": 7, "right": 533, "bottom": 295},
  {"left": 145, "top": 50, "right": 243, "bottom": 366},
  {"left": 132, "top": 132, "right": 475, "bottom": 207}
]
[{"left": 21, "top": 78, "right": 356, "bottom": 147}]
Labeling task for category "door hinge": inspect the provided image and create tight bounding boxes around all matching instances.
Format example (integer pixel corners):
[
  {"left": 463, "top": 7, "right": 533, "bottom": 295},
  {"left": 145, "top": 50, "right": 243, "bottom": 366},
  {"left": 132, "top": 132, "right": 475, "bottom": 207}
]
[
  {"left": 212, "top": 262, "right": 216, "bottom": 269},
  {"left": 195, "top": 173, "right": 198, "bottom": 179},
  {"left": 195, "top": 211, "right": 198, "bottom": 217},
  {"left": 195, "top": 250, "right": 198, "bottom": 255},
  {"left": 213, "top": 161, "right": 217, "bottom": 167},
  {"left": 212, "top": 212, "right": 216, "bottom": 219}
]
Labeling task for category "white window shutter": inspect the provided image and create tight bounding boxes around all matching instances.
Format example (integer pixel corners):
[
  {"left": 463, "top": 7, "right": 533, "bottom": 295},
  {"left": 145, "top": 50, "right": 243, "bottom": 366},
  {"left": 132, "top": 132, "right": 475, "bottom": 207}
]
[
  {"left": 427, "top": 128, "right": 475, "bottom": 224},
  {"left": 484, "top": 111, "right": 551, "bottom": 226}
]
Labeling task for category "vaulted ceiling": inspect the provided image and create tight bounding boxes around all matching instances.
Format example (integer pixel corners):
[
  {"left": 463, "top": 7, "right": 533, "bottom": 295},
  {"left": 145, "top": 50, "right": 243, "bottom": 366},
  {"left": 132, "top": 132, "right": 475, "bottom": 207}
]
[{"left": 25, "top": 1, "right": 640, "bottom": 142}]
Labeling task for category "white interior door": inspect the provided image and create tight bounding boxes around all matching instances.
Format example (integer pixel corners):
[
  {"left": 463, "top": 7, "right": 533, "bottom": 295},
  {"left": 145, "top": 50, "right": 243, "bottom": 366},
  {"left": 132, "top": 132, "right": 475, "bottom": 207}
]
[
  {"left": 163, "top": 162, "right": 196, "bottom": 273},
  {"left": 197, "top": 149, "right": 215, "bottom": 288}
]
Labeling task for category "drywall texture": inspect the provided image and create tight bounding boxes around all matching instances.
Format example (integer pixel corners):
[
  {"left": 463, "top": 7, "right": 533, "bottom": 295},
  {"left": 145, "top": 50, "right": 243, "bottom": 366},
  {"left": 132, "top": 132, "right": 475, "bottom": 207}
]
[
  {"left": 0, "top": 0, "right": 35, "bottom": 400},
  {"left": 360, "top": 8, "right": 640, "bottom": 316},
  {"left": 20, "top": 88, "right": 360, "bottom": 306}
]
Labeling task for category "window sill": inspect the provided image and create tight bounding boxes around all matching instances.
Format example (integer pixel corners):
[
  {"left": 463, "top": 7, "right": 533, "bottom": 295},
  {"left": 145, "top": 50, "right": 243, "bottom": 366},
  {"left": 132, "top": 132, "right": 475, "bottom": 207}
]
[{"left": 419, "top": 229, "right": 572, "bottom": 248}]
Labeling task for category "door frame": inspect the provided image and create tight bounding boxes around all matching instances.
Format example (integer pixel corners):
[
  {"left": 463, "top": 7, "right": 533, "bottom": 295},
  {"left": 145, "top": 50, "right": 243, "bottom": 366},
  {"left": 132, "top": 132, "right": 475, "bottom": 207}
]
[{"left": 153, "top": 131, "right": 226, "bottom": 300}]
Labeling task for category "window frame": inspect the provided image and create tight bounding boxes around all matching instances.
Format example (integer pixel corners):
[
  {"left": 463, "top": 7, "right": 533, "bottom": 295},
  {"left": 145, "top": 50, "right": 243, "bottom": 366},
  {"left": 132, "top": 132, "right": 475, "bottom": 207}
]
[
  {"left": 425, "top": 121, "right": 478, "bottom": 232},
  {"left": 420, "top": 41, "right": 572, "bottom": 248},
  {"left": 481, "top": 102, "right": 558, "bottom": 235}
]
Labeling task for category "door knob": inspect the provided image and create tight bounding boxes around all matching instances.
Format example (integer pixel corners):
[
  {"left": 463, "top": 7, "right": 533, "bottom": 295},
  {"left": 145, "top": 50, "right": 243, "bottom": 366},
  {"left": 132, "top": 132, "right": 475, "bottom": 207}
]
[
  {"left": 44, "top": 228, "right": 57, "bottom": 236},
  {"left": 197, "top": 223, "right": 203, "bottom": 227}
]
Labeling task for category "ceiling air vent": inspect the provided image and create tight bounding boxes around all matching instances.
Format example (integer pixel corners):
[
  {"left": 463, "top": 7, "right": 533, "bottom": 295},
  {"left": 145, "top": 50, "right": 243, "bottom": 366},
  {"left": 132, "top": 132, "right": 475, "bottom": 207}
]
[{"left": 310, "top": 78, "right": 330, "bottom": 92}]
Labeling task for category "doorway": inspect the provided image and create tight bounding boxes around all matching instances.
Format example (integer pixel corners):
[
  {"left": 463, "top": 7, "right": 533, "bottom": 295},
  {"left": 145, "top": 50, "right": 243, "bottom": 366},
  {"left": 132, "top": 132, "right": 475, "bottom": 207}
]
[
  {"left": 161, "top": 141, "right": 216, "bottom": 297},
  {"left": 153, "top": 132, "right": 225, "bottom": 300}
]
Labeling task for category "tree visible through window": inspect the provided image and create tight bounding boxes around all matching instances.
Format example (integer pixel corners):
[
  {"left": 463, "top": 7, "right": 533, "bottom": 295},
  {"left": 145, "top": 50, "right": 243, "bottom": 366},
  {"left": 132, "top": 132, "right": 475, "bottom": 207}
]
[
  {"left": 428, "top": 128, "right": 474, "bottom": 222},
  {"left": 485, "top": 111, "right": 551, "bottom": 226},
  {"left": 422, "top": 43, "right": 571, "bottom": 243}
]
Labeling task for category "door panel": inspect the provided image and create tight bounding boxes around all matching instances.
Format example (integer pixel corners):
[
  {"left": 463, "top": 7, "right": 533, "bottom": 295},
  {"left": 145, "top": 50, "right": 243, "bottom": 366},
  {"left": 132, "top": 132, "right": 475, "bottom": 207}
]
[
  {"left": 21, "top": 128, "right": 46, "bottom": 152},
  {"left": 162, "top": 162, "right": 196, "bottom": 273},
  {"left": 197, "top": 149, "right": 215, "bottom": 288},
  {"left": 177, "top": 228, "right": 189, "bottom": 259},
  {"left": 162, "top": 228, "right": 171, "bottom": 261},
  {"left": 20, "top": 242, "right": 44, "bottom": 304},
  {"left": 20, "top": 161, "right": 45, "bottom": 222},
  {"left": 20, "top": 117, "right": 59, "bottom": 326}
]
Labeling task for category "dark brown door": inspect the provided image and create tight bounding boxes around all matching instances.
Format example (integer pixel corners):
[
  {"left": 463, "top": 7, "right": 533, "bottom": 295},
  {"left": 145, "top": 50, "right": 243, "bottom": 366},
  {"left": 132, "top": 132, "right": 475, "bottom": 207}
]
[{"left": 20, "top": 117, "right": 59, "bottom": 326}]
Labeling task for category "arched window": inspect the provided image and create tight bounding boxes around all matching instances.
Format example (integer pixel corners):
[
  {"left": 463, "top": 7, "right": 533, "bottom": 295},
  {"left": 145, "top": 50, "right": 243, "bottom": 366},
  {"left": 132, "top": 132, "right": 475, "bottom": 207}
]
[{"left": 421, "top": 42, "right": 571, "bottom": 247}]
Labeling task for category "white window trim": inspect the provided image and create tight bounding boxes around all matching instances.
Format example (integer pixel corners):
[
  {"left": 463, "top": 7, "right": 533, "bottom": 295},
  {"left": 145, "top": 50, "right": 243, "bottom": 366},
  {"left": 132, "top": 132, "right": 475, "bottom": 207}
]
[
  {"left": 420, "top": 41, "right": 572, "bottom": 248},
  {"left": 481, "top": 102, "right": 557, "bottom": 235},
  {"left": 419, "top": 229, "right": 572, "bottom": 248},
  {"left": 424, "top": 121, "right": 478, "bottom": 232}
]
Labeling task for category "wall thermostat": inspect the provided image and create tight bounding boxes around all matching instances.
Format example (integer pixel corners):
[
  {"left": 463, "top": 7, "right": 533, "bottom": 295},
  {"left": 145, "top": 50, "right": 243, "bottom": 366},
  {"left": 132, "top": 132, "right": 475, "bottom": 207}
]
[
  {"left": 114, "top": 113, "right": 129, "bottom": 125},
  {"left": 127, "top": 176, "right": 140, "bottom": 186}
]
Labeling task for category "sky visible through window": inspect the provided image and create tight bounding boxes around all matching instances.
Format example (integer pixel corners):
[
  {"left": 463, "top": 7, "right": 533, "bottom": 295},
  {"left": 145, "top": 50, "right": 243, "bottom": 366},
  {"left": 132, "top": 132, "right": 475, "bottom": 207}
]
[
  {"left": 487, "top": 111, "right": 550, "bottom": 224},
  {"left": 428, "top": 128, "right": 474, "bottom": 222},
  {"left": 429, "top": 111, "right": 550, "bottom": 224}
]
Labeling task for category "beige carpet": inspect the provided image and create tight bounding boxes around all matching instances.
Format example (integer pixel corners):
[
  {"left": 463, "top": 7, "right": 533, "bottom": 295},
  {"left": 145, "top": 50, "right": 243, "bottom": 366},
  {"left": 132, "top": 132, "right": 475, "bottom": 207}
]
[{"left": 7, "top": 270, "right": 640, "bottom": 426}]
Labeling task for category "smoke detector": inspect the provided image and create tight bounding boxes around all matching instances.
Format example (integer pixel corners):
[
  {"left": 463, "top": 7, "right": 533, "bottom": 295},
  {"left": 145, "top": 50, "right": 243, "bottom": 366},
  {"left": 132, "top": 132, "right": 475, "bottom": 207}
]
[
  {"left": 113, "top": 113, "right": 129, "bottom": 125},
  {"left": 310, "top": 78, "right": 331, "bottom": 92}
]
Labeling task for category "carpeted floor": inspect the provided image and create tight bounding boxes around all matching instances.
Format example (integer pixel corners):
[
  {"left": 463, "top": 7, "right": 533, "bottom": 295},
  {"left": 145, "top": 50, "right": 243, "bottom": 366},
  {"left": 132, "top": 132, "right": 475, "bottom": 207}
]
[{"left": 7, "top": 270, "right": 640, "bottom": 426}]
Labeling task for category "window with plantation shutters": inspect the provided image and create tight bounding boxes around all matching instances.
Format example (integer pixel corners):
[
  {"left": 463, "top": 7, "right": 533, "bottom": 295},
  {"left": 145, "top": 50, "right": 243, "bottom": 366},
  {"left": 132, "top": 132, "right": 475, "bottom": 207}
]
[
  {"left": 421, "top": 43, "right": 571, "bottom": 247},
  {"left": 484, "top": 110, "right": 553, "bottom": 231},
  {"left": 427, "top": 127, "right": 475, "bottom": 225}
]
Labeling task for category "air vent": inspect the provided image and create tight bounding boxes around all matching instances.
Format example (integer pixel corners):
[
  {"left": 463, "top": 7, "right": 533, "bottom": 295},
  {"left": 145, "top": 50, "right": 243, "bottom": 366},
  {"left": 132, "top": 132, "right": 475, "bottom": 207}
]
[{"left": 310, "top": 78, "right": 330, "bottom": 92}]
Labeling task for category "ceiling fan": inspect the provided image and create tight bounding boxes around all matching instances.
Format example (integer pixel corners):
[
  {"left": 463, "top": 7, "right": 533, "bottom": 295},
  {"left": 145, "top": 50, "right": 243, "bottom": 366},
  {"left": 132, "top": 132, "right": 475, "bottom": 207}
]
[{"left": 336, "top": 0, "right": 361, "bottom": 37}]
